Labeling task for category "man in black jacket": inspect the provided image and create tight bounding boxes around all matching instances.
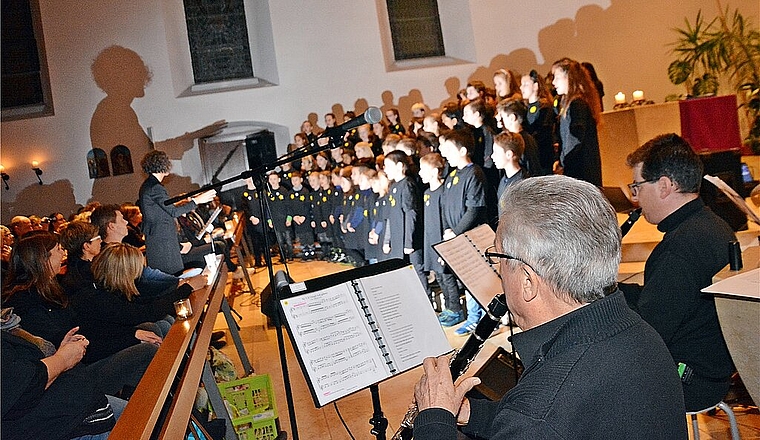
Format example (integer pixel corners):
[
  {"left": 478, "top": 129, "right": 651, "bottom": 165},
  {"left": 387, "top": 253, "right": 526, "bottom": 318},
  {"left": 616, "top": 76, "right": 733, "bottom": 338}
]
[{"left": 413, "top": 175, "right": 687, "bottom": 439}]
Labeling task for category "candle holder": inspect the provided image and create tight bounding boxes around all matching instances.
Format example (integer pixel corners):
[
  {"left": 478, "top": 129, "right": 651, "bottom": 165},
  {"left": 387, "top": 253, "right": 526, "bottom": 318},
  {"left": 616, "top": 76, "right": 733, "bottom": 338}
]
[{"left": 174, "top": 298, "right": 193, "bottom": 320}]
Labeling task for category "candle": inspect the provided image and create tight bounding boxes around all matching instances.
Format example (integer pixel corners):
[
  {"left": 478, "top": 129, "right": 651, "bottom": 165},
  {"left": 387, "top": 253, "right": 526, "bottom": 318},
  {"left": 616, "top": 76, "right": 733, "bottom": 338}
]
[
  {"left": 615, "top": 92, "right": 626, "bottom": 104},
  {"left": 632, "top": 90, "right": 644, "bottom": 101},
  {"left": 174, "top": 298, "right": 193, "bottom": 319}
]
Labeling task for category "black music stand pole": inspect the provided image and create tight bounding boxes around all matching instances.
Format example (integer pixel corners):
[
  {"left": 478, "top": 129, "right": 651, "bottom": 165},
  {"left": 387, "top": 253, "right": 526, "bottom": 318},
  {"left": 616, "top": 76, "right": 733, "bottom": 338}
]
[
  {"left": 254, "top": 173, "right": 300, "bottom": 440},
  {"left": 369, "top": 384, "right": 388, "bottom": 440}
]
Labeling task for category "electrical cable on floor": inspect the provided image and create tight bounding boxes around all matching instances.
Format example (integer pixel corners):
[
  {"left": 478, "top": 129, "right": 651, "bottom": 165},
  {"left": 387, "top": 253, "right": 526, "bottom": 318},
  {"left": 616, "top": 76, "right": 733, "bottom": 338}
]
[{"left": 333, "top": 402, "right": 356, "bottom": 440}]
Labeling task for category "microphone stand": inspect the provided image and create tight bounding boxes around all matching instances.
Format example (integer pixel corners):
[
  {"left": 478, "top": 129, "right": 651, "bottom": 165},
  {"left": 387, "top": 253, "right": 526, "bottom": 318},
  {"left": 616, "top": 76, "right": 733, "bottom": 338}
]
[{"left": 165, "top": 110, "right": 380, "bottom": 439}]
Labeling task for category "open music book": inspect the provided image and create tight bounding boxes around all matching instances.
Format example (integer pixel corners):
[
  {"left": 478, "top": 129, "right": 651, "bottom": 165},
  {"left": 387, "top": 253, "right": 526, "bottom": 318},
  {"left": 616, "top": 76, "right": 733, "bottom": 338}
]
[
  {"left": 278, "top": 259, "right": 452, "bottom": 407},
  {"left": 433, "top": 224, "right": 503, "bottom": 307}
]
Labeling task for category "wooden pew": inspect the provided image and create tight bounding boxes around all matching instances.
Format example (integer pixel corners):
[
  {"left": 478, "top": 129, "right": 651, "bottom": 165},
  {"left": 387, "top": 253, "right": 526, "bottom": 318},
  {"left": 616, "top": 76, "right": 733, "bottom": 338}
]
[{"left": 109, "top": 264, "right": 228, "bottom": 440}]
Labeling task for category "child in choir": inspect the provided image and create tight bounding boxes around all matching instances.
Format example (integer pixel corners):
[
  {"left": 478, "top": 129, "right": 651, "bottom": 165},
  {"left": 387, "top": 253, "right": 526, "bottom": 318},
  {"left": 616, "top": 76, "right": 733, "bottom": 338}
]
[
  {"left": 382, "top": 151, "right": 427, "bottom": 292},
  {"left": 493, "top": 69, "right": 522, "bottom": 101},
  {"left": 338, "top": 166, "right": 365, "bottom": 266},
  {"left": 438, "top": 130, "right": 488, "bottom": 336},
  {"left": 315, "top": 151, "right": 331, "bottom": 172},
  {"left": 241, "top": 179, "right": 266, "bottom": 267},
  {"left": 420, "top": 153, "right": 464, "bottom": 326},
  {"left": 462, "top": 98, "right": 498, "bottom": 226},
  {"left": 354, "top": 142, "right": 375, "bottom": 168},
  {"left": 371, "top": 121, "right": 388, "bottom": 155},
  {"left": 520, "top": 69, "right": 557, "bottom": 174},
  {"left": 497, "top": 98, "right": 544, "bottom": 178},
  {"left": 328, "top": 167, "right": 345, "bottom": 260},
  {"left": 355, "top": 166, "right": 378, "bottom": 264},
  {"left": 266, "top": 171, "right": 294, "bottom": 262},
  {"left": 409, "top": 102, "right": 426, "bottom": 136},
  {"left": 312, "top": 171, "right": 333, "bottom": 260},
  {"left": 288, "top": 171, "right": 316, "bottom": 260},
  {"left": 385, "top": 108, "right": 406, "bottom": 136},
  {"left": 551, "top": 57, "right": 603, "bottom": 186},
  {"left": 368, "top": 171, "right": 390, "bottom": 262},
  {"left": 491, "top": 131, "right": 525, "bottom": 213}
]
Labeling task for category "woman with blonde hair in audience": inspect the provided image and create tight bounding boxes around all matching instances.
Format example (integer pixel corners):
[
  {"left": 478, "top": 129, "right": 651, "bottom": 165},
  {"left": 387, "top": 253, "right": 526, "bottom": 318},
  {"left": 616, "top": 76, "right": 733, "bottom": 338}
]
[
  {"left": 551, "top": 57, "right": 603, "bottom": 186},
  {"left": 72, "top": 242, "right": 203, "bottom": 364}
]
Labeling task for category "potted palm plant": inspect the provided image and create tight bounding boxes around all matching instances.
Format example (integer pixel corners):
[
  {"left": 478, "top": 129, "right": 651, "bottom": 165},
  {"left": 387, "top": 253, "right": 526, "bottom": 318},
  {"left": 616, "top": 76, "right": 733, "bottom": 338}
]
[{"left": 667, "top": 5, "right": 760, "bottom": 154}]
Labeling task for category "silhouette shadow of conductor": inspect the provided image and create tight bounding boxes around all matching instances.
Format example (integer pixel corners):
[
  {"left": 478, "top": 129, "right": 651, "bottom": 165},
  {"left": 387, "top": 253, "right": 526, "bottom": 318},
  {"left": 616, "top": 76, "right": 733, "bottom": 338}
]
[{"left": 89, "top": 45, "right": 225, "bottom": 204}]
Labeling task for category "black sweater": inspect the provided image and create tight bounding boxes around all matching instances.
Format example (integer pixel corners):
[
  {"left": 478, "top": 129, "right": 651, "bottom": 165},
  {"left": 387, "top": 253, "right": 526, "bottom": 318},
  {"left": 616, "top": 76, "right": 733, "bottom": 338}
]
[{"left": 414, "top": 292, "right": 687, "bottom": 439}]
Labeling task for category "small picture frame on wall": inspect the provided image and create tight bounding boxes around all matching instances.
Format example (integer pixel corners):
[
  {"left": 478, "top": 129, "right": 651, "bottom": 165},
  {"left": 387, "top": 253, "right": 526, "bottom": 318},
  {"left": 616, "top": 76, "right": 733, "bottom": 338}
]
[
  {"left": 111, "top": 145, "right": 134, "bottom": 176},
  {"left": 87, "top": 148, "right": 110, "bottom": 179}
]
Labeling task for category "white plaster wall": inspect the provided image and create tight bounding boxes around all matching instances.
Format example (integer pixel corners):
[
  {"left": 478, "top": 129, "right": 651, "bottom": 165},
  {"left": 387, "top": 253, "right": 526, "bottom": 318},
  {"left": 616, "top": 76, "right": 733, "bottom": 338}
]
[{"left": 1, "top": 0, "right": 757, "bottom": 220}]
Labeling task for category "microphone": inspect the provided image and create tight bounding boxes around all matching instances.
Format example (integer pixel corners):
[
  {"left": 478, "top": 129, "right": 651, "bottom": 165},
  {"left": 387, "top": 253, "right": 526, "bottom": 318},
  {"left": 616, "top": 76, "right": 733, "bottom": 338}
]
[
  {"left": 324, "top": 107, "right": 382, "bottom": 137},
  {"left": 620, "top": 207, "right": 642, "bottom": 238},
  {"left": 274, "top": 270, "right": 291, "bottom": 293}
]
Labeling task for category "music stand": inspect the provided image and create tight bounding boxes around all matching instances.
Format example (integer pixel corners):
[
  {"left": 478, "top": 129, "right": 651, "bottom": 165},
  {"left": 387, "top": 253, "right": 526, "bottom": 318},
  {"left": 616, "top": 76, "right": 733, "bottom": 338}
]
[{"left": 164, "top": 108, "right": 383, "bottom": 440}]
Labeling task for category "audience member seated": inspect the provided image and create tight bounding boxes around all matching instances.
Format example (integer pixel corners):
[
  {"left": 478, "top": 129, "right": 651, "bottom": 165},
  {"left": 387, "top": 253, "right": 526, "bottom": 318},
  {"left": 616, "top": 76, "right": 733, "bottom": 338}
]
[
  {"left": 2, "top": 232, "right": 158, "bottom": 395},
  {"left": 72, "top": 242, "right": 204, "bottom": 363},
  {"left": 10, "top": 215, "right": 33, "bottom": 242},
  {"left": 91, "top": 203, "right": 183, "bottom": 299},
  {"left": 2, "top": 312, "right": 127, "bottom": 440},
  {"left": 1, "top": 225, "right": 12, "bottom": 278},
  {"left": 59, "top": 221, "right": 102, "bottom": 294},
  {"left": 120, "top": 203, "right": 145, "bottom": 249}
]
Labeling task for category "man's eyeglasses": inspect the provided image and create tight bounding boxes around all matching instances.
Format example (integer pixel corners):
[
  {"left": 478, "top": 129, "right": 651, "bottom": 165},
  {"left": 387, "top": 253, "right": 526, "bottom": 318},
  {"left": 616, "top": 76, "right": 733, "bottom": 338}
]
[
  {"left": 484, "top": 245, "right": 539, "bottom": 275},
  {"left": 88, "top": 235, "right": 102, "bottom": 243},
  {"left": 627, "top": 179, "right": 657, "bottom": 196}
]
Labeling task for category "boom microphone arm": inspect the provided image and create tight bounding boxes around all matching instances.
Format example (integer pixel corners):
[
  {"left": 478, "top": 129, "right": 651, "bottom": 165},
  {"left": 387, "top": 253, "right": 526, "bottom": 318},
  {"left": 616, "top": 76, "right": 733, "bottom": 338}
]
[{"left": 164, "top": 107, "right": 382, "bottom": 205}]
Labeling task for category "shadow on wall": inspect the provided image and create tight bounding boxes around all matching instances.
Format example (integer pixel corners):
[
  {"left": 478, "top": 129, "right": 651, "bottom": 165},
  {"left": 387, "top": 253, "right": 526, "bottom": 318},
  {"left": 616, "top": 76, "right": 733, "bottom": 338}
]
[
  {"left": 316, "top": 0, "right": 712, "bottom": 127},
  {"left": 88, "top": 45, "right": 226, "bottom": 206},
  {"left": 1, "top": 180, "right": 78, "bottom": 222}
]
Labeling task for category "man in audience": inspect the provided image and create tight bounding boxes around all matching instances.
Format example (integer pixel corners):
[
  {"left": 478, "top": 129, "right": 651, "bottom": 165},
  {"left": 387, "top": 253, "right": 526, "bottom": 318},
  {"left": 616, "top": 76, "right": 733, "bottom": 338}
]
[
  {"left": 91, "top": 204, "right": 181, "bottom": 298},
  {"left": 619, "top": 133, "right": 736, "bottom": 411},
  {"left": 10, "top": 216, "right": 33, "bottom": 241},
  {"left": 413, "top": 175, "right": 687, "bottom": 439}
]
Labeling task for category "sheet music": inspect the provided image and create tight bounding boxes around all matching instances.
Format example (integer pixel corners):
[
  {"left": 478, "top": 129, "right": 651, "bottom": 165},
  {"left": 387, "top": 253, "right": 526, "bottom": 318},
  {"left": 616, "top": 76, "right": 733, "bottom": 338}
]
[
  {"left": 358, "top": 266, "right": 452, "bottom": 372},
  {"left": 702, "top": 268, "right": 760, "bottom": 299},
  {"left": 434, "top": 225, "right": 503, "bottom": 307},
  {"left": 704, "top": 174, "right": 760, "bottom": 225},
  {"left": 280, "top": 284, "right": 388, "bottom": 406}
]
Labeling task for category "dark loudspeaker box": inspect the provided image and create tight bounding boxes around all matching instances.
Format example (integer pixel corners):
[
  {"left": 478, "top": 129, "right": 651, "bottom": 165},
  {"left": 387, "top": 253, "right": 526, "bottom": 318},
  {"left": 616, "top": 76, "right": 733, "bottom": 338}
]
[{"left": 246, "top": 130, "right": 278, "bottom": 171}]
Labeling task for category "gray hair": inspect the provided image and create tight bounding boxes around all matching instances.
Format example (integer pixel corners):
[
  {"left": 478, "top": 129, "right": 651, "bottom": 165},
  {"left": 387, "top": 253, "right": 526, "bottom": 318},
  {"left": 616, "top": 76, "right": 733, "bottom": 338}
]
[{"left": 496, "top": 175, "right": 621, "bottom": 303}]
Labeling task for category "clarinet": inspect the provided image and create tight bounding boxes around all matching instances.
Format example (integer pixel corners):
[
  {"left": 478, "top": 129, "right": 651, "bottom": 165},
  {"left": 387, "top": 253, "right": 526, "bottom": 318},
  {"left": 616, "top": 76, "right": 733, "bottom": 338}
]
[
  {"left": 620, "top": 207, "right": 642, "bottom": 238},
  {"left": 392, "top": 293, "right": 508, "bottom": 440}
]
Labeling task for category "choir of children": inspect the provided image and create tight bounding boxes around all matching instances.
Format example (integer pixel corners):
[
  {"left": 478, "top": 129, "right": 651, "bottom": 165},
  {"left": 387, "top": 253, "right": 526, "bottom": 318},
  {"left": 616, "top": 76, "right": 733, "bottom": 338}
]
[{"left": 248, "top": 58, "right": 605, "bottom": 334}]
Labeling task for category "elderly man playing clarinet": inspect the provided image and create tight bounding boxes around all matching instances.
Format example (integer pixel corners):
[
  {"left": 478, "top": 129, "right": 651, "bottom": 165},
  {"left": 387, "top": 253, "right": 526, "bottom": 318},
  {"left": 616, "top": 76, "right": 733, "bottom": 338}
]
[{"left": 413, "top": 175, "right": 687, "bottom": 439}]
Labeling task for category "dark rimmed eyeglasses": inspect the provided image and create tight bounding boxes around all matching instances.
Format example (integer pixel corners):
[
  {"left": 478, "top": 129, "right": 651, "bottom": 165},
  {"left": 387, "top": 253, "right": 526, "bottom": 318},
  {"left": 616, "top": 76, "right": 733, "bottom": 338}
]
[
  {"left": 627, "top": 179, "right": 657, "bottom": 197},
  {"left": 485, "top": 245, "right": 539, "bottom": 275}
]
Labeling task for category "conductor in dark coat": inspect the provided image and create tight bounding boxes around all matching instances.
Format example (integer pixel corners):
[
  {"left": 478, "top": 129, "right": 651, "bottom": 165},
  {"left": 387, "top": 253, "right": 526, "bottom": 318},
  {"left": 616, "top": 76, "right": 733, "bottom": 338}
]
[{"left": 138, "top": 150, "right": 216, "bottom": 275}]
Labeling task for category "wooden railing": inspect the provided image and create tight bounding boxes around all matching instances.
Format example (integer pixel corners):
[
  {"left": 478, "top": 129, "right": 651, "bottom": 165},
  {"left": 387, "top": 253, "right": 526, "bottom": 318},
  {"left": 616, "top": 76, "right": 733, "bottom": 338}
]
[{"left": 109, "top": 263, "right": 228, "bottom": 440}]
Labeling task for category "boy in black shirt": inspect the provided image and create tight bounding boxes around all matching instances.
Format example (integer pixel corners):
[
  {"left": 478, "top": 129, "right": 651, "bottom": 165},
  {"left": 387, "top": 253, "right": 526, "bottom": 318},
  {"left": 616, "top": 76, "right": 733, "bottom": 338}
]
[{"left": 439, "top": 130, "right": 488, "bottom": 336}]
